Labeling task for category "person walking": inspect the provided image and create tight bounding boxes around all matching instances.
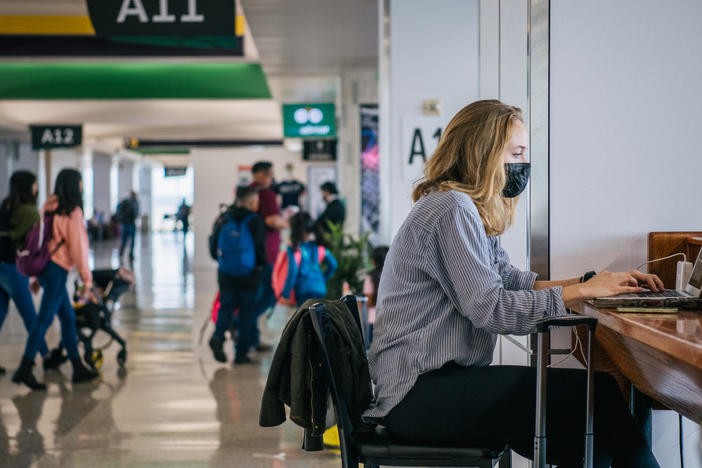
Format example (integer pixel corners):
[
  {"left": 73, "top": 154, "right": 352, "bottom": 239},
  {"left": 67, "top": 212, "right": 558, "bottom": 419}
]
[
  {"left": 0, "top": 171, "right": 61, "bottom": 375},
  {"left": 315, "top": 182, "right": 345, "bottom": 235},
  {"left": 249, "top": 161, "right": 288, "bottom": 351},
  {"left": 280, "top": 212, "right": 337, "bottom": 307},
  {"left": 208, "top": 186, "right": 267, "bottom": 364},
  {"left": 176, "top": 199, "right": 191, "bottom": 236},
  {"left": 117, "top": 191, "right": 139, "bottom": 260},
  {"left": 12, "top": 169, "right": 98, "bottom": 390}
]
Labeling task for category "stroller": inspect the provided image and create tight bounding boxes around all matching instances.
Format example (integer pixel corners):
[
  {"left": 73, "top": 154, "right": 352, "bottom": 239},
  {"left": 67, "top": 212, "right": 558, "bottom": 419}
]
[{"left": 49, "top": 267, "right": 133, "bottom": 371}]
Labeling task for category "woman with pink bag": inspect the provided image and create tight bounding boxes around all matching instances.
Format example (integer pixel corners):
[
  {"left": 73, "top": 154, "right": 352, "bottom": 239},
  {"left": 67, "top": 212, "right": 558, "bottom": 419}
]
[{"left": 12, "top": 169, "right": 98, "bottom": 390}]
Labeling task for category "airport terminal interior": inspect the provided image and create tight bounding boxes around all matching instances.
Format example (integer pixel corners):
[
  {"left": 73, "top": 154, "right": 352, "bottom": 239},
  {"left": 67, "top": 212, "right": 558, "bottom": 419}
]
[{"left": 0, "top": 0, "right": 701, "bottom": 467}]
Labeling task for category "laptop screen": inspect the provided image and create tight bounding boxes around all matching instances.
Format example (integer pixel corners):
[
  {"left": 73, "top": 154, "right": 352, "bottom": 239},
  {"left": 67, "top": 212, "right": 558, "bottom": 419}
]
[{"left": 688, "top": 251, "right": 702, "bottom": 290}]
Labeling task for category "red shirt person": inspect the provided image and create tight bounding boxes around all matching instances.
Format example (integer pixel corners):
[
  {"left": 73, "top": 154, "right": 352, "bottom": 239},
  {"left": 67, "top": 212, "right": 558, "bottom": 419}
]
[
  {"left": 248, "top": 161, "right": 289, "bottom": 350},
  {"left": 249, "top": 162, "right": 287, "bottom": 264}
]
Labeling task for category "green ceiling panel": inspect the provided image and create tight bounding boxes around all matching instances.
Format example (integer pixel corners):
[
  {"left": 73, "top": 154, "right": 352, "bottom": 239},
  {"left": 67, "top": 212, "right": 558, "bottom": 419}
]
[{"left": 0, "top": 62, "right": 271, "bottom": 99}]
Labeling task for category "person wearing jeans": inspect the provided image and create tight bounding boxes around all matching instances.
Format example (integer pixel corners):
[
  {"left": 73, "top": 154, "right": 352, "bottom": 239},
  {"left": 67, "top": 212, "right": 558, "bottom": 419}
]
[
  {"left": 212, "top": 289, "right": 259, "bottom": 364},
  {"left": 21, "top": 261, "right": 80, "bottom": 370},
  {"left": 209, "top": 186, "right": 267, "bottom": 364},
  {"left": 0, "top": 264, "right": 50, "bottom": 366},
  {"left": 117, "top": 191, "right": 139, "bottom": 260},
  {"left": 0, "top": 170, "right": 62, "bottom": 375},
  {"left": 12, "top": 169, "right": 98, "bottom": 390}
]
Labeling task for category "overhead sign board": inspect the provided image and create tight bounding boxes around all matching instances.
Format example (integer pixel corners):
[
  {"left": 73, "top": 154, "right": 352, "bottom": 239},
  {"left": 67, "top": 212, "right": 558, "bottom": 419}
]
[
  {"left": 282, "top": 103, "right": 336, "bottom": 138},
  {"left": 30, "top": 125, "right": 82, "bottom": 150},
  {"left": 0, "top": 2, "right": 243, "bottom": 57},
  {"left": 303, "top": 139, "right": 337, "bottom": 161},
  {"left": 86, "top": 0, "right": 236, "bottom": 36},
  {"left": 164, "top": 166, "right": 188, "bottom": 177}
]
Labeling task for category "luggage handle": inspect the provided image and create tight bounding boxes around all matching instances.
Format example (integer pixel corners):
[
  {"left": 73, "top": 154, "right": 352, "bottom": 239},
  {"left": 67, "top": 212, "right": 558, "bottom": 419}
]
[
  {"left": 534, "top": 314, "right": 597, "bottom": 468},
  {"left": 536, "top": 315, "right": 597, "bottom": 332}
]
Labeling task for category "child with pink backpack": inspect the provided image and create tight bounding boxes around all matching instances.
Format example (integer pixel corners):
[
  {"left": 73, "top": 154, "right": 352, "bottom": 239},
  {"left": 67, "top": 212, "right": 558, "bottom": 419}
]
[{"left": 273, "top": 212, "right": 337, "bottom": 307}]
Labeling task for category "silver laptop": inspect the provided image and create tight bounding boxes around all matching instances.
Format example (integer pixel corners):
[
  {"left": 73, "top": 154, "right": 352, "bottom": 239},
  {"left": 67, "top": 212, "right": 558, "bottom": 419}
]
[{"left": 591, "top": 248, "right": 702, "bottom": 308}]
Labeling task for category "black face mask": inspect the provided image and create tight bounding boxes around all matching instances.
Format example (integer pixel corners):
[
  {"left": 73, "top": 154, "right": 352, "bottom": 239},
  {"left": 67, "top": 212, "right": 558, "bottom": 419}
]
[{"left": 502, "top": 162, "right": 531, "bottom": 198}]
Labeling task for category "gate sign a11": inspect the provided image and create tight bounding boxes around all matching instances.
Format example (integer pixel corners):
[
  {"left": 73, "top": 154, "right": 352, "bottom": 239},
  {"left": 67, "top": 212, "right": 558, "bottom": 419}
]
[
  {"left": 86, "top": 0, "right": 236, "bottom": 36},
  {"left": 30, "top": 125, "right": 83, "bottom": 150},
  {"left": 282, "top": 103, "right": 336, "bottom": 138}
]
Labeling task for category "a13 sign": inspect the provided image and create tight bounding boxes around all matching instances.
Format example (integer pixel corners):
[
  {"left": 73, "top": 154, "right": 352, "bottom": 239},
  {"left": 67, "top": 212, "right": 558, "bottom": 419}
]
[{"left": 30, "top": 125, "right": 83, "bottom": 150}]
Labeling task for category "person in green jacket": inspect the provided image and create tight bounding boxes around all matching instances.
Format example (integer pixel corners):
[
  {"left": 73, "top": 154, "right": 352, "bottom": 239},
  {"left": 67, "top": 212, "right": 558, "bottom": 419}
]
[{"left": 0, "top": 171, "right": 61, "bottom": 376}]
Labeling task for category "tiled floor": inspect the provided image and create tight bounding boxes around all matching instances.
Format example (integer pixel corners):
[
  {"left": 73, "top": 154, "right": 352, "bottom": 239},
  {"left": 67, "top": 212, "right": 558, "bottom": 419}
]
[{"left": 0, "top": 232, "right": 340, "bottom": 467}]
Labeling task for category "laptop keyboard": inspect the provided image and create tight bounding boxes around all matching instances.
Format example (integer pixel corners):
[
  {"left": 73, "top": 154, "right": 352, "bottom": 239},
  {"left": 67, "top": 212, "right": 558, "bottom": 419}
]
[{"left": 637, "top": 290, "right": 686, "bottom": 298}]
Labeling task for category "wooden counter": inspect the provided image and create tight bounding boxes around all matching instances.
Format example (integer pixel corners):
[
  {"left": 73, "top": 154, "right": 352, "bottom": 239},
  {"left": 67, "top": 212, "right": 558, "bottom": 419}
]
[{"left": 574, "top": 302, "right": 702, "bottom": 423}]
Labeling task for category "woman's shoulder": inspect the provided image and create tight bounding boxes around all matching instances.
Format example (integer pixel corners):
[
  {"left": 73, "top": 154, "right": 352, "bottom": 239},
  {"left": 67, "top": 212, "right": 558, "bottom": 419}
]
[
  {"left": 12, "top": 203, "right": 40, "bottom": 219},
  {"left": 411, "top": 190, "right": 480, "bottom": 225},
  {"left": 69, "top": 206, "right": 85, "bottom": 219}
]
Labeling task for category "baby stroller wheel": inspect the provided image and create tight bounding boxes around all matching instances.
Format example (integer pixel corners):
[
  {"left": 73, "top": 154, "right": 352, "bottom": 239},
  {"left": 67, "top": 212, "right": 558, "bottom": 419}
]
[
  {"left": 91, "top": 350, "right": 104, "bottom": 370},
  {"left": 117, "top": 349, "right": 127, "bottom": 368},
  {"left": 84, "top": 348, "right": 95, "bottom": 369}
]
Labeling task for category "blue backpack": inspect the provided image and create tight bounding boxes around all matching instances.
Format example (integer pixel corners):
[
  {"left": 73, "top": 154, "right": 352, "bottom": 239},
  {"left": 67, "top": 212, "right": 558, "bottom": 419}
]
[
  {"left": 217, "top": 213, "right": 256, "bottom": 276},
  {"left": 294, "top": 244, "right": 327, "bottom": 297}
]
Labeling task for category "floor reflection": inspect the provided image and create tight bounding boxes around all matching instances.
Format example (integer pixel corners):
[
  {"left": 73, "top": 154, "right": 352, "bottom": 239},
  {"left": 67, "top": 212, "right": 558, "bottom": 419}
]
[
  {"left": 8, "top": 391, "right": 46, "bottom": 467},
  {"left": 0, "top": 231, "right": 340, "bottom": 467}
]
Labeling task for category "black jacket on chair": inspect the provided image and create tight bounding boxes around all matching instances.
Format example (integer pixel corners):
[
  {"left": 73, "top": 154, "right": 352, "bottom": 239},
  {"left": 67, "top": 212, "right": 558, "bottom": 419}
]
[{"left": 259, "top": 299, "right": 374, "bottom": 436}]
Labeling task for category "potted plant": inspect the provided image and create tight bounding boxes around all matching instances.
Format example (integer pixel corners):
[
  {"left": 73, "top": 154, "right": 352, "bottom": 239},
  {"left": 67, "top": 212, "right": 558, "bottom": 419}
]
[{"left": 322, "top": 222, "right": 369, "bottom": 299}]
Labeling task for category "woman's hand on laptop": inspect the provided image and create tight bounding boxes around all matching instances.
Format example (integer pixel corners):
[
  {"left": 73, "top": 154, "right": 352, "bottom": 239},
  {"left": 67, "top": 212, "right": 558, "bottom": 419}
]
[
  {"left": 582, "top": 270, "right": 663, "bottom": 298},
  {"left": 561, "top": 270, "right": 664, "bottom": 306},
  {"left": 626, "top": 269, "right": 665, "bottom": 291}
]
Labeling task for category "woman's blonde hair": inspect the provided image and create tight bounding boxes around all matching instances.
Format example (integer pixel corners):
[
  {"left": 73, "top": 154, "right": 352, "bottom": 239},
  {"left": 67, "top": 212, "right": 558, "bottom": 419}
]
[{"left": 412, "top": 99, "right": 523, "bottom": 237}]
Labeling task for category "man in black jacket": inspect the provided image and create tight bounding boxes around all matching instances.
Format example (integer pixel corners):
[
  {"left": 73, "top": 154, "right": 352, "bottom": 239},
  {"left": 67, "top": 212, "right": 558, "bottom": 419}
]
[
  {"left": 208, "top": 186, "right": 267, "bottom": 364},
  {"left": 315, "top": 182, "right": 345, "bottom": 235}
]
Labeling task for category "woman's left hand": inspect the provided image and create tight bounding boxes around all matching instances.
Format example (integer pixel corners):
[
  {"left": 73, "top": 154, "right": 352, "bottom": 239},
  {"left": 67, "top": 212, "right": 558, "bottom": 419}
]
[
  {"left": 29, "top": 279, "right": 41, "bottom": 294},
  {"left": 626, "top": 270, "right": 665, "bottom": 291}
]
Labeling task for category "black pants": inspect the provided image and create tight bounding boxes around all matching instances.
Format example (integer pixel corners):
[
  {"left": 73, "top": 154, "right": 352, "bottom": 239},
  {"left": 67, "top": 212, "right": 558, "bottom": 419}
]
[{"left": 385, "top": 364, "right": 659, "bottom": 468}]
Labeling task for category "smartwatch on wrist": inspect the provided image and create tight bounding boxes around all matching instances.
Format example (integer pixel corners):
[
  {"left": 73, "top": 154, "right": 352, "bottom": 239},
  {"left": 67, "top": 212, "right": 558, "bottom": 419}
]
[{"left": 580, "top": 270, "right": 596, "bottom": 283}]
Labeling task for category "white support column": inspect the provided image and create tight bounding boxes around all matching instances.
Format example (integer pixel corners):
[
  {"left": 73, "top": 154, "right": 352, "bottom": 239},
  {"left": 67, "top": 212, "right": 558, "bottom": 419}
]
[
  {"left": 38, "top": 149, "right": 48, "bottom": 206},
  {"left": 81, "top": 148, "right": 94, "bottom": 219},
  {"left": 380, "top": 0, "right": 481, "bottom": 242},
  {"left": 338, "top": 65, "right": 378, "bottom": 238},
  {"left": 92, "top": 152, "right": 113, "bottom": 219},
  {"left": 110, "top": 155, "right": 120, "bottom": 214}
]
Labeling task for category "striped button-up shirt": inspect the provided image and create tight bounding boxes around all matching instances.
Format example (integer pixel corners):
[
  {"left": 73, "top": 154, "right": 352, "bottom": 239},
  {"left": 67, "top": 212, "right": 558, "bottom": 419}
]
[{"left": 363, "top": 190, "right": 567, "bottom": 419}]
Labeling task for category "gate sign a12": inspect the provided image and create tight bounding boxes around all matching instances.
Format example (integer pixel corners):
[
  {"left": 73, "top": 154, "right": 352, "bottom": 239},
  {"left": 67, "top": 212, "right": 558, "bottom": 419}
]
[
  {"left": 282, "top": 103, "right": 336, "bottom": 138},
  {"left": 30, "top": 125, "right": 83, "bottom": 150}
]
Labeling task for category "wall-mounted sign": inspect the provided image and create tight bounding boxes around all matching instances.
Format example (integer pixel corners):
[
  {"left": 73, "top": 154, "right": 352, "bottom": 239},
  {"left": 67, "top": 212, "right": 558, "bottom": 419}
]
[
  {"left": 303, "top": 140, "right": 337, "bottom": 161},
  {"left": 30, "top": 125, "right": 82, "bottom": 150},
  {"left": 0, "top": 2, "right": 243, "bottom": 57},
  {"left": 283, "top": 103, "right": 336, "bottom": 138},
  {"left": 164, "top": 166, "right": 187, "bottom": 177},
  {"left": 86, "top": 0, "right": 235, "bottom": 36}
]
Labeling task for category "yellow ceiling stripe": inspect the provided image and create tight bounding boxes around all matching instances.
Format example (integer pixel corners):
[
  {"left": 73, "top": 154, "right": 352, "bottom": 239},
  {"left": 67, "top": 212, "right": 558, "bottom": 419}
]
[
  {"left": 0, "top": 15, "right": 96, "bottom": 35},
  {"left": 0, "top": 14, "right": 244, "bottom": 37},
  {"left": 235, "top": 15, "right": 245, "bottom": 36}
]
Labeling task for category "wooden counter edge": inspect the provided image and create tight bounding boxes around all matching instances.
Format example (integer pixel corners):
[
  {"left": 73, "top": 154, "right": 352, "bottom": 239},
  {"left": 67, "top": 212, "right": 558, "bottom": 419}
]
[{"left": 570, "top": 302, "right": 702, "bottom": 369}]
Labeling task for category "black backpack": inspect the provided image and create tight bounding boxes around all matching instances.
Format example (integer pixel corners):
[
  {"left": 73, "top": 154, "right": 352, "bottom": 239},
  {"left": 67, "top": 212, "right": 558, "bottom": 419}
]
[
  {"left": 0, "top": 202, "right": 14, "bottom": 263},
  {"left": 116, "top": 199, "right": 135, "bottom": 223},
  {"left": 208, "top": 206, "right": 231, "bottom": 261}
]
